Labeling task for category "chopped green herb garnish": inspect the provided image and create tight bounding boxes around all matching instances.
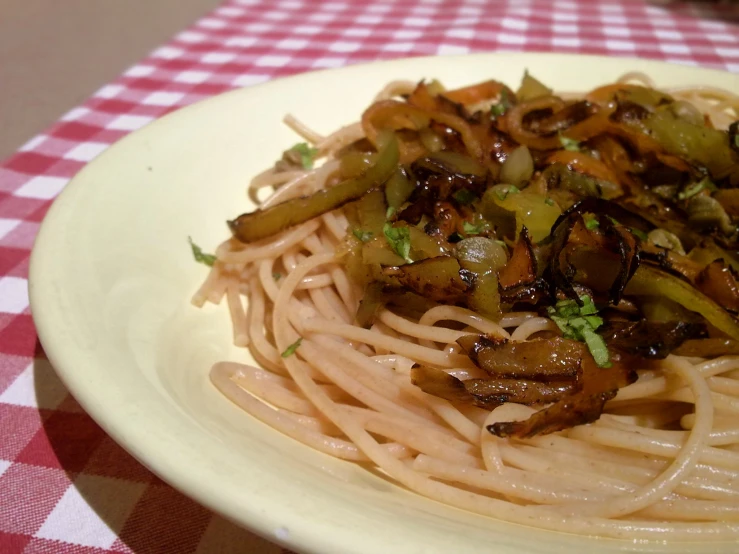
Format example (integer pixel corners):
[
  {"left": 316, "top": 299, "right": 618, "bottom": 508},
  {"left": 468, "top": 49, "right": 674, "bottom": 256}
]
[
  {"left": 631, "top": 227, "right": 649, "bottom": 241},
  {"left": 273, "top": 272, "right": 282, "bottom": 281},
  {"left": 383, "top": 222, "right": 412, "bottom": 263},
  {"left": 353, "top": 229, "right": 373, "bottom": 242},
  {"left": 188, "top": 237, "right": 216, "bottom": 267},
  {"left": 289, "top": 143, "right": 319, "bottom": 169},
  {"left": 677, "top": 177, "right": 716, "bottom": 201},
  {"left": 490, "top": 90, "right": 511, "bottom": 118},
  {"left": 605, "top": 217, "right": 648, "bottom": 241},
  {"left": 463, "top": 221, "right": 484, "bottom": 235},
  {"left": 547, "top": 295, "right": 611, "bottom": 368},
  {"left": 453, "top": 188, "right": 477, "bottom": 205},
  {"left": 281, "top": 338, "right": 303, "bottom": 358},
  {"left": 584, "top": 215, "right": 600, "bottom": 231},
  {"left": 494, "top": 239, "right": 507, "bottom": 248},
  {"left": 559, "top": 133, "right": 581, "bottom": 152},
  {"left": 544, "top": 197, "right": 555, "bottom": 206},
  {"left": 448, "top": 232, "right": 464, "bottom": 243},
  {"left": 494, "top": 185, "right": 520, "bottom": 201}
]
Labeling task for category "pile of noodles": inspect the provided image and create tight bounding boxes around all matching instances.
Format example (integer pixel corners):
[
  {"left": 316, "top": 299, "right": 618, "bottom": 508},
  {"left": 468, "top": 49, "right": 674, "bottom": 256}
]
[{"left": 193, "top": 73, "right": 739, "bottom": 540}]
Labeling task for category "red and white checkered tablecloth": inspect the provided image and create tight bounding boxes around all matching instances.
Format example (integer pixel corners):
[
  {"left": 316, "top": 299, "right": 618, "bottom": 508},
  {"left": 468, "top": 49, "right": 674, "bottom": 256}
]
[{"left": 1, "top": 0, "right": 738, "bottom": 552}]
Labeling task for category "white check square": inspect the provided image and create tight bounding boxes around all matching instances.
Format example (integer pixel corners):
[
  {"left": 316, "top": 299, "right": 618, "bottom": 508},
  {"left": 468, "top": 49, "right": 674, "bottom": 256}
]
[
  {"left": 0, "top": 218, "right": 21, "bottom": 240},
  {"left": 94, "top": 85, "right": 124, "bottom": 99},
  {"left": 124, "top": 65, "right": 155, "bottom": 77},
  {"left": 437, "top": 44, "right": 469, "bottom": 55},
  {"left": 0, "top": 277, "right": 29, "bottom": 314},
  {"left": 64, "top": 142, "right": 109, "bottom": 162},
  {"left": 202, "top": 52, "right": 236, "bottom": 64},
  {"left": 232, "top": 74, "right": 270, "bottom": 87},
  {"left": 108, "top": 115, "right": 154, "bottom": 131},
  {"left": 14, "top": 176, "right": 67, "bottom": 200},
  {"left": 175, "top": 71, "right": 211, "bottom": 84},
  {"left": 36, "top": 475, "right": 146, "bottom": 549},
  {"left": 0, "top": 360, "right": 68, "bottom": 409},
  {"left": 255, "top": 55, "right": 291, "bottom": 67},
  {"left": 142, "top": 92, "right": 185, "bottom": 107}
]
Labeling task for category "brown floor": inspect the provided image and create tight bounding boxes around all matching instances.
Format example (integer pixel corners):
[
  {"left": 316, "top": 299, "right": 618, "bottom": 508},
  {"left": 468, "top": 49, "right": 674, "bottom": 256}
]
[{"left": 0, "top": 0, "right": 222, "bottom": 161}]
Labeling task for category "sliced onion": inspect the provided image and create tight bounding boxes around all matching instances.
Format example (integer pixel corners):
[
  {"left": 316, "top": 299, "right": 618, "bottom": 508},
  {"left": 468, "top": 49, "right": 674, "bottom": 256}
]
[
  {"left": 499, "top": 145, "right": 534, "bottom": 187},
  {"left": 455, "top": 237, "right": 508, "bottom": 273}
]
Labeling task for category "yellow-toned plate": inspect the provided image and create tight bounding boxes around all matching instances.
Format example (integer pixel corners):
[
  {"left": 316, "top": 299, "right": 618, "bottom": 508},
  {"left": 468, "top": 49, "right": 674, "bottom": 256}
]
[{"left": 30, "top": 53, "right": 739, "bottom": 554}]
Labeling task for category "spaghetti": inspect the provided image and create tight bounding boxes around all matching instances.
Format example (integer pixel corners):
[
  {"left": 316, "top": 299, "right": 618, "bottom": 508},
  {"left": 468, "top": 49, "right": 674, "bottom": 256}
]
[{"left": 194, "top": 72, "right": 739, "bottom": 540}]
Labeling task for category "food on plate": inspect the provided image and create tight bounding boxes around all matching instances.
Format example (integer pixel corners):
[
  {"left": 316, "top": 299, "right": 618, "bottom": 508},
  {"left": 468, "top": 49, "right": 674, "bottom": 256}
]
[{"left": 192, "top": 70, "right": 739, "bottom": 539}]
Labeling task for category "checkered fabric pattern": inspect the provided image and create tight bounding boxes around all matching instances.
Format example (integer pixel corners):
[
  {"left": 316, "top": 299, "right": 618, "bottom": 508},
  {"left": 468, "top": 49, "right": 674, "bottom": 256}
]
[{"left": 1, "top": 0, "right": 738, "bottom": 552}]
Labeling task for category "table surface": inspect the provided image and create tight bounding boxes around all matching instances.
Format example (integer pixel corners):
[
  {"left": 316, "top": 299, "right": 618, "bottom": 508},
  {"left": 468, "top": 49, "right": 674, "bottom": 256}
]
[
  {"left": 1, "top": 0, "right": 739, "bottom": 552},
  {"left": 0, "top": 0, "right": 222, "bottom": 161}
]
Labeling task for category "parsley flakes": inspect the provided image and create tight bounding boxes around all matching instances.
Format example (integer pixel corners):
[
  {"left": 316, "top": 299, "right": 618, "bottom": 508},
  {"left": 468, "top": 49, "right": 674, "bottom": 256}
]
[
  {"left": 547, "top": 296, "right": 611, "bottom": 368},
  {"left": 584, "top": 215, "right": 600, "bottom": 231},
  {"left": 383, "top": 223, "right": 412, "bottom": 263},
  {"left": 677, "top": 177, "right": 716, "bottom": 201},
  {"left": 289, "top": 143, "right": 319, "bottom": 169},
  {"left": 453, "top": 188, "right": 477, "bottom": 205},
  {"left": 490, "top": 90, "right": 511, "bottom": 118},
  {"left": 353, "top": 229, "right": 373, "bottom": 242},
  {"left": 188, "top": 237, "right": 217, "bottom": 267},
  {"left": 463, "top": 221, "right": 484, "bottom": 235},
  {"left": 495, "top": 184, "right": 520, "bottom": 201},
  {"left": 281, "top": 338, "right": 303, "bottom": 358},
  {"left": 559, "top": 133, "right": 581, "bottom": 152}
]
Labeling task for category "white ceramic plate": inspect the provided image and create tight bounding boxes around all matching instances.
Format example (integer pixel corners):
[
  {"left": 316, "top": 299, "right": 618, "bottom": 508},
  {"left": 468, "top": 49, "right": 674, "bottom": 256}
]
[{"left": 30, "top": 53, "right": 739, "bottom": 554}]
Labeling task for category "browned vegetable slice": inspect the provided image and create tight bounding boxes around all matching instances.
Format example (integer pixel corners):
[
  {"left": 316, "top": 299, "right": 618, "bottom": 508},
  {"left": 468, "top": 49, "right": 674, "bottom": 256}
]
[
  {"left": 547, "top": 201, "right": 641, "bottom": 305},
  {"left": 465, "top": 378, "right": 573, "bottom": 406},
  {"left": 382, "top": 256, "right": 473, "bottom": 302},
  {"left": 599, "top": 216, "right": 641, "bottom": 305},
  {"left": 570, "top": 246, "right": 739, "bottom": 341},
  {"left": 526, "top": 100, "right": 597, "bottom": 135},
  {"left": 696, "top": 260, "right": 739, "bottom": 314},
  {"left": 687, "top": 195, "right": 734, "bottom": 237},
  {"left": 497, "top": 227, "right": 550, "bottom": 305},
  {"left": 547, "top": 211, "right": 582, "bottom": 302},
  {"left": 542, "top": 163, "right": 605, "bottom": 199},
  {"left": 456, "top": 335, "right": 582, "bottom": 382},
  {"left": 411, "top": 365, "right": 574, "bottom": 409},
  {"left": 443, "top": 79, "right": 510, "bottom": 106},
  {"left": 228, "top": 136, "right": 399, "bottom": 243},
  {"left": 585, "top": 83, "right": 673, "bottom": 107},
  {"left": 545, "top": 150, "right": 620, "bottom": 190},
  {"left": 714, "top": 189, "right": 739, "bottom": 218},
  {"left": 489, "top": 390, "right": 617, "bottom": 438},
  {"left": 361, "top": 100, "right": 483, "bottom": 160},
  {"left": 355, "top": 282, "right": 385, "bottom": 328},
  {"left": 467, "top": 272, "right": 502, "bottom": 321},
  {"left": 730, "top": 121, "right": 739, "bottom": 154},
  {"left": 643, "top": 109, "right": 739, "bottom": 181},
  {"left": 488, "top": 348, "right": 636, "bottom": 438},
  {"left": 504, "top": 95, "right": 566, "bottom": 151},
  {"left": 498, "top": 227, "right": 536, "bottom": 290},
  {"left": 626, "top": 263, "right": 739, "bottom": 341},
  {"left": 455, "top": 237, "right": 507, "bottom": 274},
  {"left": 640, "top": 242, "right": 702, "bottom": 282},
  {"left": 554, "top": 197, "right": 653, "bottom": 238},
  {"left": 601, "top": 320, "right": 705, "bottom": 359},
  {"left": 674, "top": 337, "right": 739, "bottom": 357},
  {"left": 410, "top": 151, "right": 489, "bottom": 204},
  {"left": 411, "top": 365, "right": 502, "bottom": 408}
]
